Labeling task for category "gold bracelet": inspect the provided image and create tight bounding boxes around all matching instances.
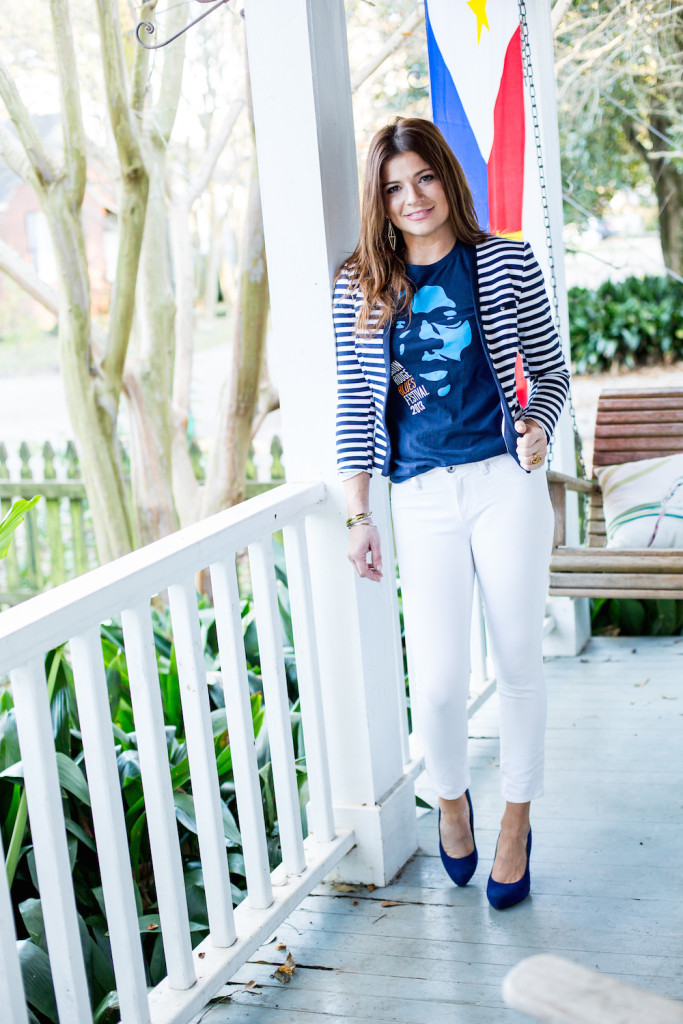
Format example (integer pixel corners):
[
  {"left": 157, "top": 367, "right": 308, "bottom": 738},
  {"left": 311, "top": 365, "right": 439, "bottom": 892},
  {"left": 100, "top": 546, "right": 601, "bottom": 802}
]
[{"left": 346, "top": 510, "right": 373, "bottom": 528}]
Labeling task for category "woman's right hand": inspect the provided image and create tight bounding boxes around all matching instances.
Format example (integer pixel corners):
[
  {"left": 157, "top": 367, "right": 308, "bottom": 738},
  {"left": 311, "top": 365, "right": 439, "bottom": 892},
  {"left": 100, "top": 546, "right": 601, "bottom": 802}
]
[{"left": 347, "top": 524, "right": 383, "bottom": 581}]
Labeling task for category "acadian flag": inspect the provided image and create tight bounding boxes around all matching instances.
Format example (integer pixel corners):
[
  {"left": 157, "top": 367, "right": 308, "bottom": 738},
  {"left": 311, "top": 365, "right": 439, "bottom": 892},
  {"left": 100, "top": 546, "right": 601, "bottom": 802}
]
[{"left": 425, "top": 0, "right": 546, "bottom": 403}]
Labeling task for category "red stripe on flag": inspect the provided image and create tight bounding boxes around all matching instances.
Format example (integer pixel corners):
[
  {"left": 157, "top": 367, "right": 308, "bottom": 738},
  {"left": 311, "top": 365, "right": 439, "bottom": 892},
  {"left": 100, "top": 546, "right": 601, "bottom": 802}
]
[{"left": 487, "top": 26, "right": 524, "bottom": 237}]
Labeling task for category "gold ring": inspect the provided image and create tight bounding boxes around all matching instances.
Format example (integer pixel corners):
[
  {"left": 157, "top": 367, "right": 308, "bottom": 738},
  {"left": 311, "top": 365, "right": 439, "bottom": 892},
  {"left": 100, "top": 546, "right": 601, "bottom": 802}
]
[{"left": 531, "top": 454, "right": 543, "bottom": 466}]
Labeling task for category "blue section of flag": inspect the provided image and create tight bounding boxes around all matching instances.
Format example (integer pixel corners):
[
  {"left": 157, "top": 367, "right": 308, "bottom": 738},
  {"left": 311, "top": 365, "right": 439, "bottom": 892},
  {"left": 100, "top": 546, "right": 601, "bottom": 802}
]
[{"left": 425, "top": 2, "right": 489, "bottom": 231}]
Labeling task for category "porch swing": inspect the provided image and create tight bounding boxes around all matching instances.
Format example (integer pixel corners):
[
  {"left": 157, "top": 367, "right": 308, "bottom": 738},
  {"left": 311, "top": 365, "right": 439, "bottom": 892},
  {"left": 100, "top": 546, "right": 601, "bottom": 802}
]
[
  {"left": 546, "top": 388, "right": 683, "bottom": 600},
  {"left": 514, "top": 5, "right": 683, "bottom": 602}
]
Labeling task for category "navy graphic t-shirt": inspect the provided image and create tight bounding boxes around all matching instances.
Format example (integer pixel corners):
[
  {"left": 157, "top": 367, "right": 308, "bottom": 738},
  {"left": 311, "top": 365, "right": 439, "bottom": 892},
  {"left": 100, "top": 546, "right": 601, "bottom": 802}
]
[{"left": 386, "top": 241, "right": 507, "bottom": 483}]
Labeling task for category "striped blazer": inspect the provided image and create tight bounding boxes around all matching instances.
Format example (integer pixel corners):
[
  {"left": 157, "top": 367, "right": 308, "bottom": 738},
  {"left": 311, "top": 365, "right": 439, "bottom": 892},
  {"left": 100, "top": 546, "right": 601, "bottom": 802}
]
[{"left": 334, "top": 235, "right": 570, "bottom": 476}]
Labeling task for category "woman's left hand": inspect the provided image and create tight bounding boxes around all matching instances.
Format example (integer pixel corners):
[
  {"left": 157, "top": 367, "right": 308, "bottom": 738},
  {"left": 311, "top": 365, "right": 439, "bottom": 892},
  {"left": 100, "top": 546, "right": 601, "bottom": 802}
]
[{"left": 514, "top": 418, "right": 547, "bottom": 471}]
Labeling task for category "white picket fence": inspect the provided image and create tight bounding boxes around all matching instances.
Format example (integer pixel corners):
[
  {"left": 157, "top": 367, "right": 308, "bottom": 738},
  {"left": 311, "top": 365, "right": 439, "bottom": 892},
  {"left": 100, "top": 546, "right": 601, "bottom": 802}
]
[{"left": 0, "top": 482, "right": 365, "bottom": 1024}]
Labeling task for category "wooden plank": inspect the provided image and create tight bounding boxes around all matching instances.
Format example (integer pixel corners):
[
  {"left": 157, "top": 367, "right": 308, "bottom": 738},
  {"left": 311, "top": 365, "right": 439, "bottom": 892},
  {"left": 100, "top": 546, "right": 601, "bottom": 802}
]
[
  {"left": 66, "top": 441, "right": 90, "bottom": 577},
  {"left": 550, "top": 551, "right": 683, "bottom": 572},
  {"left": 503, "top": 954, "right": 683, "bottom": 1023},
  {"left": 597, "top": 396, "right": 683, "bottom": 409},
  {"left": 593, "top": 449, "right": 683, "bottom": 466},
  {"left": 598, "top": 388, "right": 683, "bottom": 399},
  {"left": 598, "top": 411, "right": 683, "bottom": 425},
  {"left": 595, "top": 424, "right": 683, "bottom": 438},
  {"left": 593, "top": 436, "right": 683, "bottom": 452},
  {"left": 145, "top": 831, "right": 354, "bottom": 1024},
  {"left": 545, "top": 472, "right": 598, "bottom": 495},
  {"left": 0, "top": 481, "right": 87, "bottom": 500},
  {"left": 549, "top": 571, "right": 683, "bottom": 589},
  {"left": 548, "top": 481, "right": 566, "bottom": 549},
  {"left": 549, "top": 586, "right": 683, "bottom": 599}
]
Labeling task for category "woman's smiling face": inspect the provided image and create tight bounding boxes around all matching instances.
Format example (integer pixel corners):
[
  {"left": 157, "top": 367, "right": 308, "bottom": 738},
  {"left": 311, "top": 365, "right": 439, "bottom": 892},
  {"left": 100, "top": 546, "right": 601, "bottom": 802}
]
[{"left": 382, "top": 150, "right": 453, "bottom": 250}]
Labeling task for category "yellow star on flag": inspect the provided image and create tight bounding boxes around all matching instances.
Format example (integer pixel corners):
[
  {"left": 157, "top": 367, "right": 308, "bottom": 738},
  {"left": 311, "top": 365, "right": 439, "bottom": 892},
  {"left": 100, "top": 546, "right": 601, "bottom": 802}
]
[{"left": 467, "top": 0, "right": 490, "bottom": 44}]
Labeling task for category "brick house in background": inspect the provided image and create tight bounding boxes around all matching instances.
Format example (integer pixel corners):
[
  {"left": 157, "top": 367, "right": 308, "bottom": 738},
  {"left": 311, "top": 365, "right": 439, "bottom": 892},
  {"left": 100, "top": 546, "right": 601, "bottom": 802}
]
[{"left": 0, "top": 114, "right": 117, "bottom": 335}]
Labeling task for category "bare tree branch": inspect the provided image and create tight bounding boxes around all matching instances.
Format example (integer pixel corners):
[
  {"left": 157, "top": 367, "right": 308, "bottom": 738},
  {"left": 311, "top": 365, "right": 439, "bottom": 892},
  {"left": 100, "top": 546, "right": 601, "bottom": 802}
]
[
  {"left": 351, "top": 8, "right": 424, "bottom": 91},
  {"left": 131, "top": 1, "right": 156, "bottom": 114},
  {"left": 94, "top": 0, "right": 145, "bottom": 175},
  {"left": 49, "top": 0, "right": 86, "bottom": 206},
  {"left": 0, "top": 124, "right": 34, "bottom": 183},
  {"left": 153, "top": 5, "right": 190, "bottom": 143},
  {"left": 94, "top": 0, "right": 149, "bottom": 399},
  {"left": 183, "top": 99, "right": 244, "bottom": 206},
  {"left": 0, "top": 239, "right": 58, "bottom": 314},
  {"left": 552, "top": 0, "right": 574, "bottom": 33},
  {"left": 0, "top": 59, "right": 57, "bottom": 188}
]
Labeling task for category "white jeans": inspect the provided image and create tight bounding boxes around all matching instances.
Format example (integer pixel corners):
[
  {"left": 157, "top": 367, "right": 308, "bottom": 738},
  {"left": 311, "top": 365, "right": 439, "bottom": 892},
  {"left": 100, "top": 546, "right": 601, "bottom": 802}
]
[{"left": 390, "top": 453, "right": 554, "bottom": 803}]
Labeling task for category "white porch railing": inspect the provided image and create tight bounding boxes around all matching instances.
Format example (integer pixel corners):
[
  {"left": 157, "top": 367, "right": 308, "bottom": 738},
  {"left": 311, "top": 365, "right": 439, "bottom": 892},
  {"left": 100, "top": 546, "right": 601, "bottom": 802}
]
[{"left": 0, "top": 482, "right": 366, "bottom": 1024}]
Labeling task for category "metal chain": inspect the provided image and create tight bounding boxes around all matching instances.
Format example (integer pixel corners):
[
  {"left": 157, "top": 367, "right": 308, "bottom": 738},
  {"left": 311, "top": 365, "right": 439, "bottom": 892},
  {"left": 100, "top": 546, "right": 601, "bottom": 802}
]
[{"left": 517, "top": 0, "right": 587, "bottom": 480}]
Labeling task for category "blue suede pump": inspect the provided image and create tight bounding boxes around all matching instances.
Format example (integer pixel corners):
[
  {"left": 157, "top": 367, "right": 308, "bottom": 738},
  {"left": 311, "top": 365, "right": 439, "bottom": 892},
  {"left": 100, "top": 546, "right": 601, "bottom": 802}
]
[
  {"left": 486, "top": 829, "right": 532, "bottom": 910},
  {"left": 438, "top": 790, "right": 478, "bottom": 887}
]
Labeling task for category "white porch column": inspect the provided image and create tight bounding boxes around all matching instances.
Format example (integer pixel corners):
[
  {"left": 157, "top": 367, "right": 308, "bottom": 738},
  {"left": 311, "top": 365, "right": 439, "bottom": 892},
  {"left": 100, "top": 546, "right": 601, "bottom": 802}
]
[
  {"left": 244, "top": 0, "right": 417, "bottom": 884},
  {"left": 524, "top": 0, "right": 590, "bottom": 655}
]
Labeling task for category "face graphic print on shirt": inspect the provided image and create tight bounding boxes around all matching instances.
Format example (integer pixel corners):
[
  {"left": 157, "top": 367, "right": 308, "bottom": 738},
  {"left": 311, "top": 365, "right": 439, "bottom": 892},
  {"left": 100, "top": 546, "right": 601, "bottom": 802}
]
[{"left": 391, "top": 284, "right": 473, "bottom": 408}]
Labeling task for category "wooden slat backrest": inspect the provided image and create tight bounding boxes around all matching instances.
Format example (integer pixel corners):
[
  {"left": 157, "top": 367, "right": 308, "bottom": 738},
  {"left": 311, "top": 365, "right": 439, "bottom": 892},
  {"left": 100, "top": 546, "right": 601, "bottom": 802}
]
[
  {"left": 587, "top": 388, "right": 683, "bottom": 549},
  {"left": 593, "top": 388, "right": 683, "bottom": 466}
]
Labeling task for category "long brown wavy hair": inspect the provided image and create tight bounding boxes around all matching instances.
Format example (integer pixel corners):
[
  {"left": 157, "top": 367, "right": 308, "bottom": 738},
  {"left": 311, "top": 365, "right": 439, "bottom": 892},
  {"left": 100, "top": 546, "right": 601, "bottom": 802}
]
[{"left": 337, "top": 117, "right": 489, "bottom": 332}]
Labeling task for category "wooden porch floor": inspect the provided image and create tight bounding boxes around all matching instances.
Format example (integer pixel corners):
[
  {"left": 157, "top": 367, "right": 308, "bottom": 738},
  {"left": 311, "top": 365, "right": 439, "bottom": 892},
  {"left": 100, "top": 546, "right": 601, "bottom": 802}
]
[{"left": 196, "top": 636, "right": 683, "bottom": 1023}]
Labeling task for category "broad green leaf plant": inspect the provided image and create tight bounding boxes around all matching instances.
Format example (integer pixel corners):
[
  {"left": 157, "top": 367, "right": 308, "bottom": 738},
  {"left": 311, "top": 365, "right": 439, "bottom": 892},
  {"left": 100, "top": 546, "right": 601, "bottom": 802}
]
[{"left": 1, "top": 539, "right": 306, "bottom": 1024}]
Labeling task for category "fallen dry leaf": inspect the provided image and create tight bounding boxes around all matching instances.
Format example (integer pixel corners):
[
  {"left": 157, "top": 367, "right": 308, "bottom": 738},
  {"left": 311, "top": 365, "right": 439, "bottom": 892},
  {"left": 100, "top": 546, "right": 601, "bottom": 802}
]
[
  {"left": 332, "top": 883, "right": 357, "bottom": 893},
  {"left": 366, "top": 884, "right": 376, "bottom": 892},
  {"left": 273, "top": 952, "right": 296, "bottom": 984},
  {"left": 380, "top": 900, "right": 401, "bottom": 907},
  {"left": 275, "top": 942, "right": 287, "bottom": 950},
  {"left": 146, "top": 923, "right": 159, "bottom": 931},
  {"left": 352, "top": 900, "right": 358, "bottom": 905},
  {"left": 197, "top": 952, "right": 206, "bottom": 959},
  {"left": 634, "top": 678, "right": 649, "bottom": 687},
  {"left": 245, "top": 980, "right": 260, "bottom": 990}
]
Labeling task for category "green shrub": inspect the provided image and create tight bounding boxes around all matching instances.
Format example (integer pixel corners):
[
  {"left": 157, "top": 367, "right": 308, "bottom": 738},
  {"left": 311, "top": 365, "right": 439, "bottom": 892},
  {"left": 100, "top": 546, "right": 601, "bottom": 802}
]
[
  {"left": 591, "top": 596, "right": 683, "bottom": 637},
  {"left": 568, "top": 274, "right": 683, "bottom": 374}
]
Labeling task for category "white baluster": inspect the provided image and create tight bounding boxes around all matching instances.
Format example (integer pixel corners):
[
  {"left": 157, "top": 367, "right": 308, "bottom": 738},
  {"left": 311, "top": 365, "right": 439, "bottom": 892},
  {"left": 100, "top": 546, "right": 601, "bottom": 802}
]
[
  {"left": 120, "top": 605, "right": 196, "bottom": 990},
  {"left": 248, "top": 539, "right": 306, "bottom": 876},
  {"left": 69, "top": 627, "right": 151, "bottom": 1024},
  {"left": 282, "top": 520, "right": 335, "bottom": 842},
  {"left": 210, "top": 557, "right": 273, "bottom": 910},
  {"left": 0, "top": 830, "right": 29, "bottom": 1024},
  {"left": 10, "top": 656, "right": 92, "bottom": 1024},
  {"left": 168, "top": 578, "right": 236, "bottom": 947}
]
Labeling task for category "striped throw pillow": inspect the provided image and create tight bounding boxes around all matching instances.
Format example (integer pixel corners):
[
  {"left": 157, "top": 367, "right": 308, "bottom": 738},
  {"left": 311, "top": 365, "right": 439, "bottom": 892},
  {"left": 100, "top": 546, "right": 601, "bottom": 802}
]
[{"left": 595, "top": 453, "right": 683, "bottom": 549}]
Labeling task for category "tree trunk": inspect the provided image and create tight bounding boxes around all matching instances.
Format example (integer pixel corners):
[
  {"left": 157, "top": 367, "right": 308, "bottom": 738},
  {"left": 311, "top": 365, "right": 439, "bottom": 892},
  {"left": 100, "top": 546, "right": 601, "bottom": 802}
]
[
  {"left": 650, "top": 114, "right": 683, "bottom": 277},
  {"left": 170, "top": 197, "right": 203, "bottom": 527},
  {"left": 202, "top": 149, "right": 269, "bottom": 516},
  {"left": 45, "top": 191, "right": 134, "bottom": 562},
  {"left": 125, "top": 142, "right": 179, "bottom": 546}
]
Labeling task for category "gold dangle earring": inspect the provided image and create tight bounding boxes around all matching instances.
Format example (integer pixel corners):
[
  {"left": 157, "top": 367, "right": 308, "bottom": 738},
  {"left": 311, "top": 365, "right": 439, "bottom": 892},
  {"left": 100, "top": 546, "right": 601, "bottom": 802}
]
[{"left": 387, "top": 219, "right": 397, "bottom": 252}]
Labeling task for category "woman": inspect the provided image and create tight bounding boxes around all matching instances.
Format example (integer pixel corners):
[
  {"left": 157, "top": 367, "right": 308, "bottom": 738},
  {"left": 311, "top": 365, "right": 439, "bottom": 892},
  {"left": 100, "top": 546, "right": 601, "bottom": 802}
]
[{"left": 333, "top": 117, "right": 569, "bottom": 910}]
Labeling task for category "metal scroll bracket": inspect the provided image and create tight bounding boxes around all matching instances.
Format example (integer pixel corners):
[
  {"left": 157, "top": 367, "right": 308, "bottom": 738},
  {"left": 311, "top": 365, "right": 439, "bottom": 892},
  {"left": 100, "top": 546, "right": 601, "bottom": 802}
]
[{"left": 136, "top": 0, "right": 235, "bottom": 50}]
